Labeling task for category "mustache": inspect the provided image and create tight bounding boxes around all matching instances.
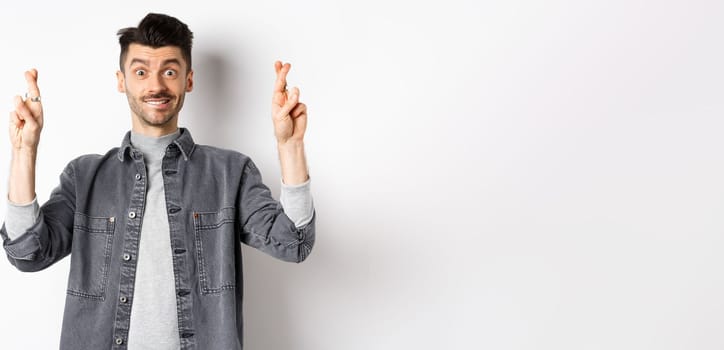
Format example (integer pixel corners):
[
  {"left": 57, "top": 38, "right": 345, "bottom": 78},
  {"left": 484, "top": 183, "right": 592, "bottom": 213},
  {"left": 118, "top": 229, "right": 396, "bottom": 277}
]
[{"left": 143, "top": 93, "right": 174, "bottom": 100}]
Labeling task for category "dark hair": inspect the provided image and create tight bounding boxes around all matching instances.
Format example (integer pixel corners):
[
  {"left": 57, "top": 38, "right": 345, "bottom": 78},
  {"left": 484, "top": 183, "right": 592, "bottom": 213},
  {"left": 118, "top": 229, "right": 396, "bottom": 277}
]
[{"left": 117, "top": 13, "right": 193, "bottom": 72}]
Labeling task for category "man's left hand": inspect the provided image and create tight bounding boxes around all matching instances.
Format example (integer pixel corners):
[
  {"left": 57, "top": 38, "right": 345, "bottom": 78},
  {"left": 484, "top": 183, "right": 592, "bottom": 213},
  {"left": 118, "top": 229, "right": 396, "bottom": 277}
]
[{"left": 272, "top": 61, "right": 307, "bottom": 145}]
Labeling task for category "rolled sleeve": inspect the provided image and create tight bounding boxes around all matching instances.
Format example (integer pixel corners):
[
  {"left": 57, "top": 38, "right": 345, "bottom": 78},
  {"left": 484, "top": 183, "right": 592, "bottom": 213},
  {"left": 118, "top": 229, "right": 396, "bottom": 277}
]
[
  {"left": 238, "top": 159, "right": 315, "bottom": 263},
  {"left": 280, "top": 178, "right": 314, "bottom": 228},
  {"left": 1, "top": 164, "right": 76, "bottom": 272},
  {"left": 5, "top": 197, "right": 41, "bottom": 241}
]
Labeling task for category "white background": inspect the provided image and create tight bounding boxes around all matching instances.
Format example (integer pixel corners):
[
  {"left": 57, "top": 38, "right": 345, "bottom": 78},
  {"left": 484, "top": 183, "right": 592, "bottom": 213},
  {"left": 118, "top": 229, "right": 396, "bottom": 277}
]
[{"left": 1, "top": 0, "right": 723, "bottom": 349}]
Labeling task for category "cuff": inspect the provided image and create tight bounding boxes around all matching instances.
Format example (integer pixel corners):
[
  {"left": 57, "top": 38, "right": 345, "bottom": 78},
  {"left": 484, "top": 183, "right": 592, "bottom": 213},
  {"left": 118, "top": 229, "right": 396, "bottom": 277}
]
[
  {"left": 280, "top": 178, "right": 314, "bottom": 228},
  {"left": 5, "top": 197, "right": 40, "bottom": 241}
]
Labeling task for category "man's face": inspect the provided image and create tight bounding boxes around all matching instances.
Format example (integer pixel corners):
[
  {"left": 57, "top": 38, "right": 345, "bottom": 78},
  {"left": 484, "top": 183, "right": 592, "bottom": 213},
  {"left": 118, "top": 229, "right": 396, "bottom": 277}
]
[{"left": 117, "top": 43, "right": 193, "bottom": 133}]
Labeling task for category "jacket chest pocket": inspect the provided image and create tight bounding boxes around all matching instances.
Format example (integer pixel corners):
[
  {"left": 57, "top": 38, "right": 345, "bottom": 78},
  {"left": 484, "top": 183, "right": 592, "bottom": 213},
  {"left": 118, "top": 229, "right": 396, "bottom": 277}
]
[
  {"left": 193, "top": 207, "right": 237, "bottom": 295},
  {"left": 67, "top": 213, "right": 115, "bottom": 301}
]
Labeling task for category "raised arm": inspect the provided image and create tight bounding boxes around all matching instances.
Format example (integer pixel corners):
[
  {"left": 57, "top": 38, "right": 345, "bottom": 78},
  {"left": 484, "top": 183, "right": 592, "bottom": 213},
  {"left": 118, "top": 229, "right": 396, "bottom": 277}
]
[
  {"left": 2, "top": 69, "right": 74, "bottom": 272},
  {"left": 8, "top": 69, "right": 44, "bottom": 204},
  {"left": 271, "top": 61, "right": 309, "bottom": 185}
]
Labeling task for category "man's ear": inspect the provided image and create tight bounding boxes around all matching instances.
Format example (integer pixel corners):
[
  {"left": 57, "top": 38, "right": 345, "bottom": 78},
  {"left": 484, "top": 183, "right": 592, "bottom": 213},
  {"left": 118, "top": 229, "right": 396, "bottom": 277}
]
[
  {"left": 186, "top": 69, "right": 194, "bottom": 92},
  {"left": 116, "top": 70, "right": 125, "bottom": 93}
]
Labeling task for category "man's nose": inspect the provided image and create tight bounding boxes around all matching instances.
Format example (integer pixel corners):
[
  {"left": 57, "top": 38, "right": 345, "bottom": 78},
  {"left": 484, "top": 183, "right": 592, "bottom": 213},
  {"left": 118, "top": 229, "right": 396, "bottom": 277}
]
[{"left": 147, "top": 72, "right": 167, "bottom": 93}]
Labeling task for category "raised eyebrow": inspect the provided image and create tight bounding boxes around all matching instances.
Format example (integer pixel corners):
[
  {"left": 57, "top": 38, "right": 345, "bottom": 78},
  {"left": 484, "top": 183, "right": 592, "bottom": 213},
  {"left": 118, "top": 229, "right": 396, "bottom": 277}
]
[
  {"left": 127, "top": 58, "right": 181, "bottom": 69},
  {"left": 128, "top": 58, "right": 149, "bottom": 68},
  {"left": 161, "top": 59, "right": 182, "bottom": 68}
]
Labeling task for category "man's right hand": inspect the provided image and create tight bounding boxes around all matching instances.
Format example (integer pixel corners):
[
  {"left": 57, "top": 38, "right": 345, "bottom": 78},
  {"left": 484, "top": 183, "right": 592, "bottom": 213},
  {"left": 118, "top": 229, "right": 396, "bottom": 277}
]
[
  {"left": 9, "top": 69, "right": 44, "bottom": 153},
  {"left": 8, "top": 69, "right": 43, "bottom": 205}
]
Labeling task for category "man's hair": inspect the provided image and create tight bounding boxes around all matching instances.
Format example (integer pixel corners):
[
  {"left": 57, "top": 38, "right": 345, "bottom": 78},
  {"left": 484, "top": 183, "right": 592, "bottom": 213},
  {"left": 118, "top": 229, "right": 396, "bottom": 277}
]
[{"left": 117, "top": 13, "right": 193, "bottom": 72}]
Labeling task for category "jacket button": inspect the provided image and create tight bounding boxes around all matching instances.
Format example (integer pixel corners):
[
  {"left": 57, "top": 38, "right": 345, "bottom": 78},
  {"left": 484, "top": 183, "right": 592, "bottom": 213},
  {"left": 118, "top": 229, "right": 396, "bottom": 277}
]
[
  {"left": 128, "top": 211, "right": 136, "bottom": 219},
  {"left": 123, "top": 253, "right": 131, "bottom": 261},
  {"left": 120, "top": 296, "right": 127, "bottom": 303},
  {"left": 115, "top": 337, "right": 123, "bottom": 345},
  {"left": 169, "top": 207, "right": 181, "bottom": 214},
  {"left": 177, "top": 290, "right": 190, "bottom": 296},
  {"left": 135, "top": 173, "right": 142, "bottom": 180}
]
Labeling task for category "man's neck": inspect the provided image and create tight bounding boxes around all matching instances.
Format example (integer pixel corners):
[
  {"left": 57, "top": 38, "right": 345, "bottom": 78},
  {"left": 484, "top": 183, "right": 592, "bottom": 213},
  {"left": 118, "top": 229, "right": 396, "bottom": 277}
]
[
  {"left": 130, "top": 129, "right": 181, "bottom": 161},
  {"left": 131, "top": 124, "right": 179, "bottom": 138}
]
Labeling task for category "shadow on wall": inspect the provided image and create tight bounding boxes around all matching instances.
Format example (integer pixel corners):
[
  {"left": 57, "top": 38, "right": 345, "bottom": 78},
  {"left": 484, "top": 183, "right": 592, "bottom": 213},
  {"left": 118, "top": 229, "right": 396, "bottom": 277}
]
[{"left": 185, "top": 50, "right": 237, "bottom": 147}]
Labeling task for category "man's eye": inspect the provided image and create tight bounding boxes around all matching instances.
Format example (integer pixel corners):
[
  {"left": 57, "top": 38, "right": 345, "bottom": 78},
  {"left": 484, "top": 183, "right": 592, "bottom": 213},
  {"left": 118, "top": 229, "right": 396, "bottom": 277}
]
[
  {"left": 135, "top": 70, "right": 146, "bottom": 76},
  {"left": 164, "top": 70, "right": 176, "bottom": 76}
]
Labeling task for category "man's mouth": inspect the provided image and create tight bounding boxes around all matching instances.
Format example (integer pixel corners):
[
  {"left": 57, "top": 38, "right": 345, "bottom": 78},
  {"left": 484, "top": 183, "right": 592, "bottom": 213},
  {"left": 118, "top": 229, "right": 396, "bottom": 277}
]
[
  {"left": 144, "top": 96, "right": 173, "bottom": 107},
  {"left": 146, "top": 99, "right": 170, "bottom": 105}
]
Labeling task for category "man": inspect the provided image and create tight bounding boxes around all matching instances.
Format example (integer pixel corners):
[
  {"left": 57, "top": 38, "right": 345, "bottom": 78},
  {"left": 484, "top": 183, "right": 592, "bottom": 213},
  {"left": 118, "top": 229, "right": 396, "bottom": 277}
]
[{"left": 2, "top": 13, "right": 315, "bottom": 349}]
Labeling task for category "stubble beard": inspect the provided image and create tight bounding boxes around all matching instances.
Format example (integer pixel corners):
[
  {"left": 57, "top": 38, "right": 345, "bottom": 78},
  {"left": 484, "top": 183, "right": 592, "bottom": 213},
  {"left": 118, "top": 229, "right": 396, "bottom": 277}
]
[{"left": 127, "top": 91, "right": 186, "bottom": 128}]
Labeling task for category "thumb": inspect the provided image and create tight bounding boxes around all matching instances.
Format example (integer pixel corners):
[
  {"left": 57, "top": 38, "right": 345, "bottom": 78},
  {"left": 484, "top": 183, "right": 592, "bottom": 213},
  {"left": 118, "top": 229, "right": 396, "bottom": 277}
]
[
  {"left": 14, "top": 95, "right": 40, "bottom": 129},
  {"left": 274, "top": 87, "right": 299, "bottom": 120}
]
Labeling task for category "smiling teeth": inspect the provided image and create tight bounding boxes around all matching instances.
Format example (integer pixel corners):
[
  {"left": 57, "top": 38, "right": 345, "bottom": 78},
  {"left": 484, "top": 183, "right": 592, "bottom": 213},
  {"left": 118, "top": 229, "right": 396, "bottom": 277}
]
[{"left": 146, "top": 100, "right": 169, "bottom": 105}]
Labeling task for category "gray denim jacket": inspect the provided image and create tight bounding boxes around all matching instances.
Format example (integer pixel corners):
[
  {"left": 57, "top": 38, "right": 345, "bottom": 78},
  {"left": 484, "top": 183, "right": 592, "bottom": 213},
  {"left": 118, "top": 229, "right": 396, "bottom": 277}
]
[{"left": 0, "top": 128, "right": 315, "bottom": 349}]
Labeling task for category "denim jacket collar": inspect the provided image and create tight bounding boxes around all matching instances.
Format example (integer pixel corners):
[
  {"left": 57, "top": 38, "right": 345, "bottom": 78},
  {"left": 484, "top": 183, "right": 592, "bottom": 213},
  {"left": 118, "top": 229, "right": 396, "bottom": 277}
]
[{"left": 117, "top": 127, "right": 196, "bottom": 162}]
